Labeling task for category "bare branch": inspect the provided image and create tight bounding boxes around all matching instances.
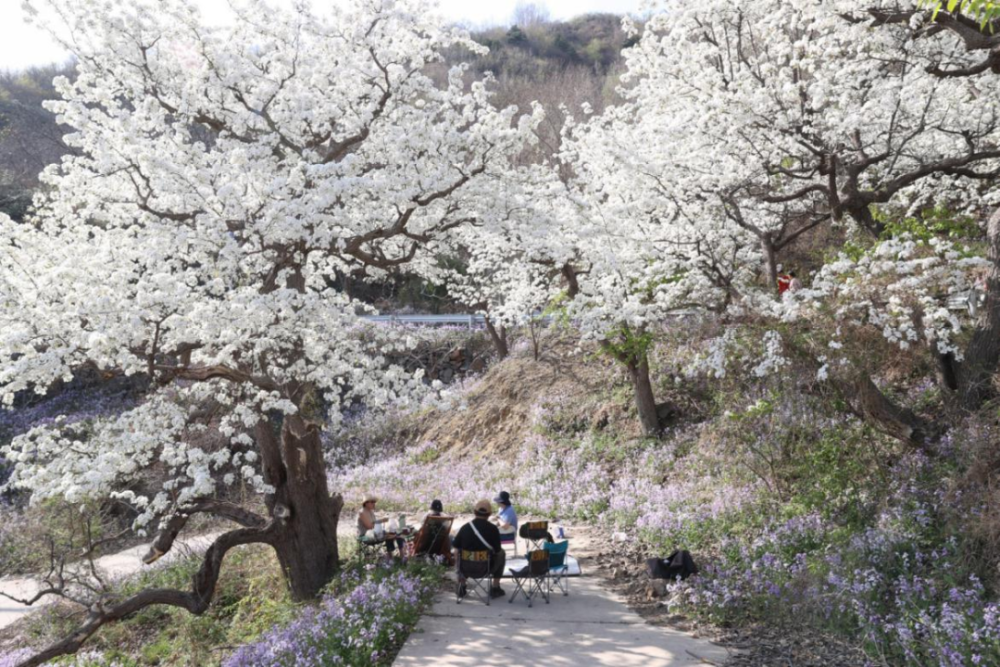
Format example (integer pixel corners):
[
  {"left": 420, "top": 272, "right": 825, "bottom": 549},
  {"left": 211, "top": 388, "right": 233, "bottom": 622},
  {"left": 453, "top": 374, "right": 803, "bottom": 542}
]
[{"left": 14, "top": 523, "right": 280, "bottom": 667}]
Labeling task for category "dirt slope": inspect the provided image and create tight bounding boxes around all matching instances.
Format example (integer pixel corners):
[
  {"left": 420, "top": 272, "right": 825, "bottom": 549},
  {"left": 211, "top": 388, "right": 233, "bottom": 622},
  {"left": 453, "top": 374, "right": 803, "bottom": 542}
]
[{"left": 408, "top": 335, "right": 628, "bottom": 457}]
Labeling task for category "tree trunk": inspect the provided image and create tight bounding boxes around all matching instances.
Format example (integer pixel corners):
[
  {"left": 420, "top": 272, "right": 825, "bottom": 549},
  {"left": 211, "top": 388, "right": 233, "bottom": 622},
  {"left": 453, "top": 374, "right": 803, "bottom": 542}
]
[
  {"left": 265, "top": 415, "right": 343, "bottom": 601},
  {"left": 627, "top": 351, "right": 661, "bottom": 437},
  {"left": 762, "top": 236, "right": 779, "bottom": 289},
  {"left": 562, "top": 263, "right": 580, "bottom": 299},
  {"left": 956, "top": 206, "right": 1000, "bottom": 410},
  {"left": 839, "top": 374, "right": 935, "bottom": 451},
  {"left": 851, "top": 204, "right": 886, "bottom": 239},
  {"left": 484, "top": 316, "right": 509, "bottom": 359}
]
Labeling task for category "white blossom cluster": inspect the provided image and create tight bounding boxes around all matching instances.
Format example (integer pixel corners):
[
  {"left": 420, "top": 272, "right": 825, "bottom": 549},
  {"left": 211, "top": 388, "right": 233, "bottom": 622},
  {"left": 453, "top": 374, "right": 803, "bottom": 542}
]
[
  {"left": 786, "top": 235, "right": 987, "bottom": 362},
  {"left": 443, "top": 166, "right": 569, "bottom": 328}
]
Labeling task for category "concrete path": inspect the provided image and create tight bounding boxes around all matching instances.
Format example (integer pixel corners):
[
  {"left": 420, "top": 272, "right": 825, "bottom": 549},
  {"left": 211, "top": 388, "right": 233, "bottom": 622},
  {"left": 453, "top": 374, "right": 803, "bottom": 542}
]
[
  {"left": 4, "top": 513, "right": 731, "bottom": 666},
  {"left": 394, "top": 521, "right": 731, "bottom": 667}
]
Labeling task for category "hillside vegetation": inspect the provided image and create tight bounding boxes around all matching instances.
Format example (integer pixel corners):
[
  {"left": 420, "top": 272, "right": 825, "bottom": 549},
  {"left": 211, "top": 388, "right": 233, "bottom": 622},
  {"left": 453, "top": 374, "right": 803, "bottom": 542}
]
[
  {"left": 330, "top": 326, "right": 1000, "bottom": 666},
  {"left": 2, "top": 2, "right": 1000, "bottom": 667}
]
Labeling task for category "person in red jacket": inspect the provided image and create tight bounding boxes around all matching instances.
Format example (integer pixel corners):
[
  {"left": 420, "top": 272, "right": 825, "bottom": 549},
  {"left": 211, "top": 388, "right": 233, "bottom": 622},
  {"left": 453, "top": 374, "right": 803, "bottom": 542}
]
[{"left": 777, "top": 273, "right": 792, "bottom": 294}]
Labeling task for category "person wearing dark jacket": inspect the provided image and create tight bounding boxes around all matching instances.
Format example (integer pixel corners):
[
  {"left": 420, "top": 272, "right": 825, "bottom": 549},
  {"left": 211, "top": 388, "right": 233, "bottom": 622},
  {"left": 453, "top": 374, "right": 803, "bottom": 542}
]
[{"left": 453, "top": 499, "right": 506, "bottom": 598}]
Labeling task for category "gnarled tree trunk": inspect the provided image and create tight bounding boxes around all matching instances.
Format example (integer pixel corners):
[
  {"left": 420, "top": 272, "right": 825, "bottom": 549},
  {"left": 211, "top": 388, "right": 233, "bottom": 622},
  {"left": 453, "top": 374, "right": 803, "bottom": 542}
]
[
  {"left": 484, "top": 315, "right": 509, "bottom": 359},
  {"left": 837, "top": 373, "right": 936, "bottom": 452},
  {"left": 762, "top": 235, "right": 779, "bottom": 289},
  {"left": 256, "top": 415, "right": 343, "bottom": 601},
  {"left": 562, "top": 263, "right": 580, "bottom": 299},
  {"left": 275, "top": 417, "right": 343, "bottom": 600}
]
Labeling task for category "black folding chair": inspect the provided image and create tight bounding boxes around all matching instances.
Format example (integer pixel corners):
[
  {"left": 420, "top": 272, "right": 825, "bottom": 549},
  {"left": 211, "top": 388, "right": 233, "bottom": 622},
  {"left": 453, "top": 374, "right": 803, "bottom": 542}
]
[
  {"left": 519, "top": 520, "right": 551, "bottom": 552},
  {"left": 510, "top": 549, "right": 550, "bottom": 607},
  {"left": 357, "top": 535, "right": 383, "bottom": 563},
  {"left": 457, "top": 549, "right": 492, "bottom": 605}
]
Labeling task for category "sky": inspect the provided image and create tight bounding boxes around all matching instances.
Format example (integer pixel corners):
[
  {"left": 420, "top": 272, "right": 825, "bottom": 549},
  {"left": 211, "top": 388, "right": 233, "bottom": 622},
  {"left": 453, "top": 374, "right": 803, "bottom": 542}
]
[{"left": 0, "top": 0, "right": 644, "bottom": 73}]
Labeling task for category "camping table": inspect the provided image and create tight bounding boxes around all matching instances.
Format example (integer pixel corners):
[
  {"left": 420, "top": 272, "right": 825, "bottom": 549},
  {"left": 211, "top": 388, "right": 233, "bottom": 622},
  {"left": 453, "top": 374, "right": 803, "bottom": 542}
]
[
  {"left": 502, "top": 554, "right": 582, "bottom": 604},
  {"left": 501, "top": 554, "right": 583, "bottom": 578}
]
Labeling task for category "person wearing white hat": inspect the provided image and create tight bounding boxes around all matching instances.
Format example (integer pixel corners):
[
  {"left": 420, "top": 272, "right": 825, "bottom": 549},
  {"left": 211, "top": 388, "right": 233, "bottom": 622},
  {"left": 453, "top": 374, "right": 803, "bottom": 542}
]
[{"left": 358, "top": 495, "right": 404, "bottom": 557}]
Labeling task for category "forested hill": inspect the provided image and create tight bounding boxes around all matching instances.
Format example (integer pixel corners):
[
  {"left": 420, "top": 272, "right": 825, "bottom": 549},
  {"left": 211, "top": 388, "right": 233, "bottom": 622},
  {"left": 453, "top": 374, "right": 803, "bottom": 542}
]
[
  {"left": 0, "top": 66, "right": 67, "bottom": 222},
  {"left": 469, "top": 13, "right": 630, "bottom": 79}
]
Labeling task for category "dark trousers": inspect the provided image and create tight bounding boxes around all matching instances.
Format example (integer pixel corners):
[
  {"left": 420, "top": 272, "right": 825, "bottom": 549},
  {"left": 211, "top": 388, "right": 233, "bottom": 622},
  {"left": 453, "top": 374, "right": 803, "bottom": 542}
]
[{"left": 490, "top": 550, "right": 507, "bottom": 578}]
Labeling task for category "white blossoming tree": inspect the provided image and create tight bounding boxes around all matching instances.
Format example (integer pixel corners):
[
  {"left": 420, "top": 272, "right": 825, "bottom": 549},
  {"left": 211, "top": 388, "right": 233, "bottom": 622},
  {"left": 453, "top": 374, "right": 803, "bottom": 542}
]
[
  {"left": 0, "top": 0, "right": 540, "bottom": 663},
  {"left": 443, "top": 167, "right": 574, "bottom": 358},
  {"left": 595, "top": 0, "right": 1000, "bottom": 446},
  {"left": 558, "top": 102, "right": 757, "bottom": 436},
  {"left": 844, "top": 0, "right": 1000, "bottom": 418}
]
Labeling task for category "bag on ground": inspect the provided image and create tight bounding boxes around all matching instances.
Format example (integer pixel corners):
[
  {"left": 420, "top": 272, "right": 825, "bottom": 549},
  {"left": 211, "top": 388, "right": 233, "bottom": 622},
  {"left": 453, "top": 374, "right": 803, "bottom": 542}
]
[{"left": 645, "top": 550, "right": 698, "bottom": 581}]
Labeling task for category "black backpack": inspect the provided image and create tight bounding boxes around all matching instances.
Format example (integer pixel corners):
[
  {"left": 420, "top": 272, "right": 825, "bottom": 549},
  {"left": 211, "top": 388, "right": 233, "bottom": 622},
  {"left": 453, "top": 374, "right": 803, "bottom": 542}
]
[{"left": 646, "top": 550, "right": 698, "bottom": 581}]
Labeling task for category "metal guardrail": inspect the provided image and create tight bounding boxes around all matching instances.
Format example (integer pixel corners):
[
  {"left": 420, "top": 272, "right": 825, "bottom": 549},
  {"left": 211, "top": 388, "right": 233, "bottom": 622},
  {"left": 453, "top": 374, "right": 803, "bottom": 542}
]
[
  {"left": 946, "top": 291, "right": 983, "bottom": 315},
  {"left": 361, "top": 314, "right": 486, "bottom": 327}
]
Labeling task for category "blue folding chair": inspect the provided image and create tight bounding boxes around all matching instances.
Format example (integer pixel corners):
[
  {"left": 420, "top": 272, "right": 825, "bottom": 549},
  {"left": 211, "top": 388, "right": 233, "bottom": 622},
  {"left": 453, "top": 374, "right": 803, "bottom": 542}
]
[{"left": 544, "top": 540, "right": 571, "bottom": 597}]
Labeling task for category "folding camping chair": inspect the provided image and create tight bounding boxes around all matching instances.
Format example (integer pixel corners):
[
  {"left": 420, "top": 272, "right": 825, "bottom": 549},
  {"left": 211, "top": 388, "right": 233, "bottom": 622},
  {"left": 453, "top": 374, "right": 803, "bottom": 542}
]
[
  {"left": 519, "top": 520, "right": 551, "bottom": 552},
  {"left": 509, "top": 549, "right": 550, "bottom": 607},
  {"left": 457, "top": 549, "right": 493, "bottom": 605},
  {"left": 410, "top": 515, "right": 454, "bottom": 564},
  {"left": 357, "top": 535, "right": 383, "bottom": 563},
  {"left": 544, "top": 540, "right": 571, "bottom": 597}
]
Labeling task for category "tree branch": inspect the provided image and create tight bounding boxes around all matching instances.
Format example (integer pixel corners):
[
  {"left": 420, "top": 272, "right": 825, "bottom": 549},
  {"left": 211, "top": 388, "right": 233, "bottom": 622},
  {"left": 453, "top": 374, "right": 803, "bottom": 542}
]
[
  {"left": 14, "top": 523, "right": 280, "bottom": 667},
  {"left": 143, "top": 501, "right": 267, "bottom": 565}
]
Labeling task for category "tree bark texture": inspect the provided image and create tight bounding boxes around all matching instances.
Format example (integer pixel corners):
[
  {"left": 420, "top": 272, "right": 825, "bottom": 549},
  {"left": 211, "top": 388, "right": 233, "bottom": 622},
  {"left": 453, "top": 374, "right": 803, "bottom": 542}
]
[
  {"left": 484, "top": 316, "right": 509, "bottom": 359},
  {"left": 839, "top": 374, "right": 935, "bottom": 451},
  {"left": 562, "top": 263, "right": 580, "bottom": 299},
  {"left": 956, "top": 206, "right": 1000, "bottom": 410},
  {"left": 628, "top": 352, "right": 661, "bottom": 437},
  {"left": 269, "top": 415, "right": 343, "bottom": 601},
  {"left": 762, "top": 236, "right": 779, "bottom": 289}
]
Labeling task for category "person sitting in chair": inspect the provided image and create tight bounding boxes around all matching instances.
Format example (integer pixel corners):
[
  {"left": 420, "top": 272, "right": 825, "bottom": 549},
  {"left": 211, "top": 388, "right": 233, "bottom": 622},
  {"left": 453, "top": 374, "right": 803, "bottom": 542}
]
[
  {"left": 453, "top": 499, "right": 506, "bottom": 598},
  {"left": 425, "top": 498, "right": 445, "bottom": 520},
  {"left": 418, "top": 499, "right": 453, "bottom": 565},
  {"left": 357, "top": 495, "right": 404, "bottom": 557},
  {"left": 492, "top": 490, "right": 518, "bottom": 540}
]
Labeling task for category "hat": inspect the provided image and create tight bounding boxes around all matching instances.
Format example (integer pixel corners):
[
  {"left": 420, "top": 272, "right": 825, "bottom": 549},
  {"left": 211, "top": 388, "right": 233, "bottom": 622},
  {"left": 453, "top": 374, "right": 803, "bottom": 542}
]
[
  {"left": 430, "top": 499, "right": 444, "bottom": 513},
  {"left": 493, "top": 491, "right": 511, "bottom": 505},
  {"left": 474, "top": 499, "right": 492, "bottom": 516},
  {"left": 363, "top": 494, "right": 378, "bottom": 505}
]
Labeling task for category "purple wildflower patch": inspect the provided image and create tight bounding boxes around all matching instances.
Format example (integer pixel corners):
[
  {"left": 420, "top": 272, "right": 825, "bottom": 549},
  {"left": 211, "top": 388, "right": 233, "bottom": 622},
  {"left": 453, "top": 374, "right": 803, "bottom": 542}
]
[{"left": 223, "top": 568, "right": 433, "bottom": 667}]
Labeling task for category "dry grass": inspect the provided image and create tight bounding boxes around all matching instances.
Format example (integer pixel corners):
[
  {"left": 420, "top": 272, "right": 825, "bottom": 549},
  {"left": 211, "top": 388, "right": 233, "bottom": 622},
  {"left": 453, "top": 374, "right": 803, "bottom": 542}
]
[{"left": 407, "top": 334, "right": 623, "bottom": 457}]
